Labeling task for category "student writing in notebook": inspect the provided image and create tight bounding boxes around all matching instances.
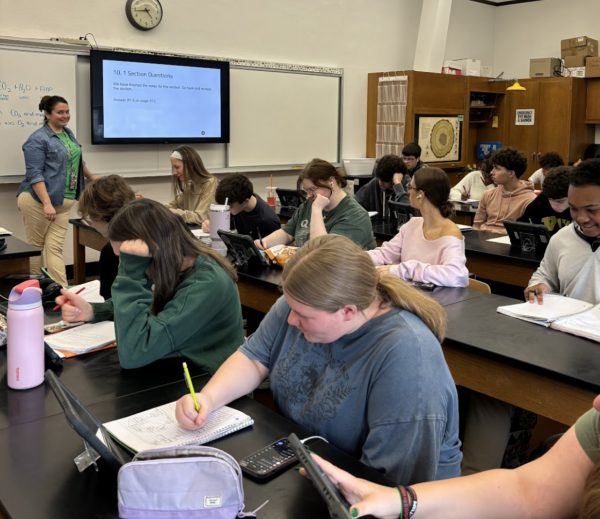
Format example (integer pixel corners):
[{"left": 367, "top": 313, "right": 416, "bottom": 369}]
[
  {"left": 368, "top": 168, "right": 469, "bottom": 288},
  {"left": 176, "top": 234, "right": 462, "bottom": 485},
  {"left": 55, "top": 199, "right": 244, "bottom": 370},
  {"left": 306, "top": 394, "right": 600, "bottom": 519},
  {"left": 525, "top": 160, "right": 600, "bottom": 305}
]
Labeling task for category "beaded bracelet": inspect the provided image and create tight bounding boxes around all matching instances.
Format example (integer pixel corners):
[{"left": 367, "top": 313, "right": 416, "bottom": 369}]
[{"left": 407, "top": 486, "right": 418, "bottom": 518}]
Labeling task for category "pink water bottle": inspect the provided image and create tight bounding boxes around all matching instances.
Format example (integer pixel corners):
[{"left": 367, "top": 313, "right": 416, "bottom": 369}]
[{"left": 7, "top": 279, "right": 44, "bottom": 390}]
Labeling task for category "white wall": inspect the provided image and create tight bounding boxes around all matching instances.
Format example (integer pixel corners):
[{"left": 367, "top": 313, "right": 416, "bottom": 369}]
[
  {"left": 0, "top": 0, "right": 421, "bottom": 265},
  {"left": 444, "top": 0, "right": 496, "bottom": 73},
  {"left": 493, "top": 0, "right": 600, "bottom": 79}
]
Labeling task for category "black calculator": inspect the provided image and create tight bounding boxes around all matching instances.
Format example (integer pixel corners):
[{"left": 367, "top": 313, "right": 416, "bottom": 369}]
[{"left": 239, "top": 437, "right": 298, "bottom": 479}]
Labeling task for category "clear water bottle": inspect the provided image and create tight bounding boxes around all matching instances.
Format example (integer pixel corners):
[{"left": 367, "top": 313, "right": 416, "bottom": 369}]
[{"left": 7, "top": 279, "right": 44, "bottom": 390}]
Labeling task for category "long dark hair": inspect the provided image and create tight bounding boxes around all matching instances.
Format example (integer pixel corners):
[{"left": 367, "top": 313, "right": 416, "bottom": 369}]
[
  {"left": 413, "top": 167, "right": 455, "bottom": 218},
  {"left": 171, "top": 145, "right": 214, "bottom": 197},
  {"left": 108, "top": 199, "right": 236, "bottom": 313}
]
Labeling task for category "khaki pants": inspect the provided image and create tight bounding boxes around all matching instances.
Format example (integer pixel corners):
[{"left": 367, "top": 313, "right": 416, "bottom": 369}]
[{"left": 17, "top": 191, "right": 75, "bottom": 287}]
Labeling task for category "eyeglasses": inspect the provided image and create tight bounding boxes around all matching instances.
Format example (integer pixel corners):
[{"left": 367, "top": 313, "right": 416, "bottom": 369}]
[{"left": 300, "top": 186, "right": 321, "bottom": 196}]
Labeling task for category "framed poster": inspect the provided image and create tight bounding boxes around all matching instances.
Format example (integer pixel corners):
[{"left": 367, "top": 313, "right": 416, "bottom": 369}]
[{"left": 415, "top": 115, "right": 462, "bottom": 163}]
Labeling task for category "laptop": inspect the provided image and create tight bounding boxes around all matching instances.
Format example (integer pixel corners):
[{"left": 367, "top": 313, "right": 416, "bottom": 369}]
[
  {"left": 45, "top": 370, "right": 131, "bottom": 470},
  {"left": 217, "top": 229, "right": 269, "bottom": 268},
  {"left": 503, "top": 220, "right": 551, "bottom": 255},
  {"left": 275, "top": 188, "right": 303, "bottom": 219},
  {"left": 388, "top": 200, "right": 418, "bottom": 228}
]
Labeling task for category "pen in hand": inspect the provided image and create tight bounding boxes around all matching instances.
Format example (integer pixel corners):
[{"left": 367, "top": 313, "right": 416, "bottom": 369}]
[
  {"left": 52, "top": 287, "right": 86, "bottom": 312},
  {"left": 183, "top": 362, "right": 200, "bottom": 412},
  {"left": 256, "top": 227, "right": 266, "bottom": 250}
]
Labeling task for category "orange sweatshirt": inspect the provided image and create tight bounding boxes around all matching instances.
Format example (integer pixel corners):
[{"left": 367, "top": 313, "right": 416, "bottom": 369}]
[{"left": 473, "top": 181, "right": 536, "bottom": 234}]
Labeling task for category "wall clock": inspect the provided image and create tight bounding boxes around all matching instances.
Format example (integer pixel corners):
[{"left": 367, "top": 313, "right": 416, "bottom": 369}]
[{"left": 125, "top": 0, "right": 163, "bottom": 31}]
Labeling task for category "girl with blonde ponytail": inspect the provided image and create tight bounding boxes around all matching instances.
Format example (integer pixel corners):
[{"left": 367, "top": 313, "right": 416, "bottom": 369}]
[{"left": 176, "top": 234, "right": 461, "bottom": 485}]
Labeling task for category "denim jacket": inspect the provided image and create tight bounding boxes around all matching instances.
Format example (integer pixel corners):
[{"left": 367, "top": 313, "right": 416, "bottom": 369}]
[{"left": 17, "top": 124, "right": 85, "bottom": 206}]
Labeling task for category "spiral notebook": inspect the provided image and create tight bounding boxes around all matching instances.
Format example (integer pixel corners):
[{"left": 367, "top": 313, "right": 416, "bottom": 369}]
[{"left": 101, "top": 401, "right": 254, "bottom": 453}]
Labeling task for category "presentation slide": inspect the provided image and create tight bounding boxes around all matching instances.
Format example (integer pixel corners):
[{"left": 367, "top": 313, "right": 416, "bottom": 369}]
[{"left": 102, "top": 59, "right": 221, "bottom": 138}]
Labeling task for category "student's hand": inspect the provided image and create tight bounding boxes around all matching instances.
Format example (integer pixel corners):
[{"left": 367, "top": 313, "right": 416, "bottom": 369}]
[
  {"left": 304, "top": 454, "right": 401, "bottom": 519},
  {"left": 202, "top": 219, "right": 210, "bottom": 233},
  {"left": 254, "top": 239, "right": 266, "bottom": 250},
  {"left": 135, "top": 192, "right": 144, "bottom": 200},
  {"left": 524, "top": 283, "right": 549, "bottom": 304},
  {"left": 175, "top": 392, "right": 212, "bottom": 430},
  {"left": 56, "top": 289, "right": 94, "bottom": 322},
  {"left": 43, "top": 202, "right": 57, "bottom": 221},
  {"left": 119, "top": 239, "right": 151, "bottom": 257},
  {"left": 392, "top": 173, "right": 404, "bottom": 185},
  {"left": 311, "top": 193, "right": 330, "bottom": 212},
  {"left": 461, "top": 186, "right": 469, "bottom": 201}
]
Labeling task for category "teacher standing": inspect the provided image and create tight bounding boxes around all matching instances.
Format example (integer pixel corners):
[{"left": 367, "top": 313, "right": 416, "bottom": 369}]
[{"left": 17, "top": 95, "right": 93, "bottom": 287}]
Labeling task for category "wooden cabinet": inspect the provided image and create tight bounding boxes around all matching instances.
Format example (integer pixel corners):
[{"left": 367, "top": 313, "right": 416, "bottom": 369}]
[
  {"left": 505, "top": 77, "right": 592, "bottom": 177},
  {"left": 367, "top": 73, "right": 593, "bottom": 178},
  {"left": 366, "top": 71, "right": 467, "bottom": 169}
]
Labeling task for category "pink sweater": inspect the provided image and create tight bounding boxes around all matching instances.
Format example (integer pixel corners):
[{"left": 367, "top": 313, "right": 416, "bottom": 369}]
[{"left": 368, "top": 217, "right": 469, "bottom": 287}]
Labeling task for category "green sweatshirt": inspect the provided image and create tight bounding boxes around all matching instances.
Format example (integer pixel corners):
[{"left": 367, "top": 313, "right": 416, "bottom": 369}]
[
  {"left": 91, "top": 252, "right": 243, "bottom": 371},
  {"left": 281, "top": 195, "right": 376, "bottom": 249}
]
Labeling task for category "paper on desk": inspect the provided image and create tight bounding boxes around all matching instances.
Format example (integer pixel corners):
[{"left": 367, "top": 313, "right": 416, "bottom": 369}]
[
  {"left": 0, "top": 227, "right": 13, "bottom": 235},
  {"left": 67, "top": 279, "right": 105, "bottom": 303},
  {"left": 191, "top": 229, "right": 210, "bottom": 239},
  {"left": 486, "top": 236, "right": 511, "bottom": 245},
  {"left": 456, "top": 224, "right": 473, "bottom": 231},
  {"left": 368, "top": 211, "right": 379, "bottom": 218},
  {"left": 45, "top": 321, "right": 116, "bottom": 354}
]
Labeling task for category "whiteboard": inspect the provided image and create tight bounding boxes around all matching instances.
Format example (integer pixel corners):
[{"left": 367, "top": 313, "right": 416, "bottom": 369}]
[
  {"left": 228, "top": 69, "right": 340, "bottom": 167},
  {"left": 0, "top": 49, "right": 77, "bottom": 177},
  {"left": 0, "top": 41, "right": 341, "bottom": 178}
]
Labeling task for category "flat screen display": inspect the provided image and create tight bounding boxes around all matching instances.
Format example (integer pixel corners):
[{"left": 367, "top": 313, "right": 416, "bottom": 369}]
[{"left": 90, "top": 49, "right": 229, "bottom": 144}]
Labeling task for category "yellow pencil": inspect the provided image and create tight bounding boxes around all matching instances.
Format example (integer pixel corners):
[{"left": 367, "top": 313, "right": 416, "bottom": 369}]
[{"left": 182, "top": 362, "right": 200, "bottom": 412}]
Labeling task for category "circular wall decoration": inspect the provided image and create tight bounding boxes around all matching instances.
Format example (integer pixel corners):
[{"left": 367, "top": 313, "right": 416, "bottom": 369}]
[{"left": 430, "top": 119, "right": 455, "bottom": 158}]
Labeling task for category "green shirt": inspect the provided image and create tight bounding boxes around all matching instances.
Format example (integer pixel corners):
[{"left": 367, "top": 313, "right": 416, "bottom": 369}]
[
  {"left": 281, "top": 195, "right": 376, "bottom": 250},
  {"left": 91, "top": 252, "right": 244, "bottom": 371},
  {"left": 575, "top": 408, "right": 600, "bottom": 463},
  {"left": 56, "top": 131, "right": 81, "bottom": 200}
]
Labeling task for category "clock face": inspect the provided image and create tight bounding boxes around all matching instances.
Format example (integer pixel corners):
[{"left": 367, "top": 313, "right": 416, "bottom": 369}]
[{"left": 126, "top": 0, "right": 163, "bottom": 31}]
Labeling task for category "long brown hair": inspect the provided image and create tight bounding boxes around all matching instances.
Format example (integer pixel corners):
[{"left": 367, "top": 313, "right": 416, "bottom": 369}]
[
  {"left": 413, "top": 167, "right": 455, "bottom": 218},
  {"left": 171, "top": 145, "right": 214, "bottom": 197},
  {"left": 281, "top": 234, "right": 446, "bottom": 341},
  {"left": 108, "top": 199, "right": 236, "bottom": 314}
]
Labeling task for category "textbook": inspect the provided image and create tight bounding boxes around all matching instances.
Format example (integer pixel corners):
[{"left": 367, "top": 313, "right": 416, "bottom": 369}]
[
  {"left": 101, "top": 401, "right": 254, "bottom": 453},
  {"left": 497, "top": 294, "right": 600, "bottom": 343}
]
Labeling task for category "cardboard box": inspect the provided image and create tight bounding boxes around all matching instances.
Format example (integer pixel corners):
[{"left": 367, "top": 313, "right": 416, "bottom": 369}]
[
  {"left": 561, "top": 36, "right": 598, "bottom": 52},
  {"left": 529, "top": 58, "right": 562, "bottom": 77},
  {"left": 457, "top": 58, "right": 481, "bottom": 76},
  {"left": 564, "top": 55, "right": 587, "bottom": 68},
  {"left": 567, "top": 66, "right": 586, "bottom": 78},
  {"left": 586, "top": 56, "right": 600, "bottom": 77}
]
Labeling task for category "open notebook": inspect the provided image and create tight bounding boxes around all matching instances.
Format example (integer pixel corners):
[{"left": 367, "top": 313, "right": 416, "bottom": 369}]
[
  {"left": 101, "top": 401, "right": 254, "bottom": 453},
  {"left": 497, "top": 294, "right": 600, "bottom": 343}
]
